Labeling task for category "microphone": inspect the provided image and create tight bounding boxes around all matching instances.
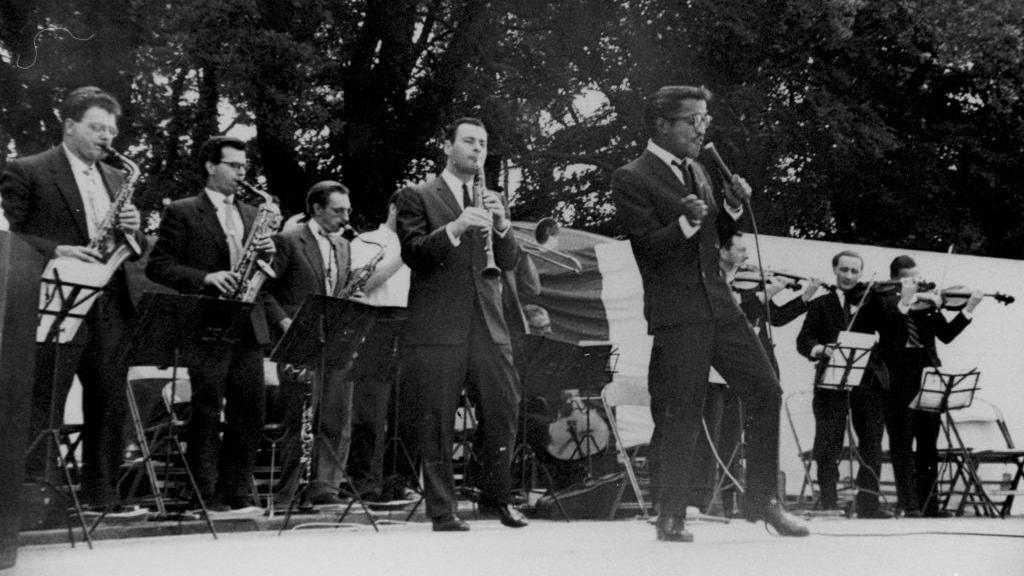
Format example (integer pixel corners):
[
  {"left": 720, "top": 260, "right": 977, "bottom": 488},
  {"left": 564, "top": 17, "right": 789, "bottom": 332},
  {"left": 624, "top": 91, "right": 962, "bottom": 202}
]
[{"left": 702, "top": 142, "right": 734, "bottom": 181}]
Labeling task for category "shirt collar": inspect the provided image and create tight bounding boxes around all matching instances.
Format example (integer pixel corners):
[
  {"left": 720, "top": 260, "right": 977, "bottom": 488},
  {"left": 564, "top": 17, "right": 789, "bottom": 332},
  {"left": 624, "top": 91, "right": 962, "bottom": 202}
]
[
  {"left": 204, "top": 188, "right": 232, "bottom": 206},
  {"left": 307, "top": 218, "right": 332, "bottom": 239},
  {"left": 62, "top": 143, "right": 97, "bottom": 174},
  {"left": 441, "top": 169, "right": 472, "bottom": 201},
  {"left": 646, "top": 139, "right": 691, "bottom": 171}
]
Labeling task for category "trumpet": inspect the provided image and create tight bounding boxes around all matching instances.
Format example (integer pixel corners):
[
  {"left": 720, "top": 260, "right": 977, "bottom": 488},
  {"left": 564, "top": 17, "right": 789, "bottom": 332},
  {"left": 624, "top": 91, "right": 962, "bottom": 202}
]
[
  {"left": 518, "top": 217, "right": 582, "bottom": 274},
  {"left": 473, "top": 161, "right": 501, "bottom": 278}
]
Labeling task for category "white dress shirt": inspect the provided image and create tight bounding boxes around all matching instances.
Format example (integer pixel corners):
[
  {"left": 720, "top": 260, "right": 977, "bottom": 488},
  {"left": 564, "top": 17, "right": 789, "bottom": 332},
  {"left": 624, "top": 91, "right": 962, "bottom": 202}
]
[{"left": 63, "top": 144, "right": 111, "bottom": 237}]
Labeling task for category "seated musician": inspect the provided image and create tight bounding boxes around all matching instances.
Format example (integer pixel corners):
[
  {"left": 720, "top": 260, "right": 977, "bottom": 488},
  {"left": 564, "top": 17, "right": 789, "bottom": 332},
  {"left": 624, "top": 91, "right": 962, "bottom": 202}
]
[{"left": 877, "top": 255, "right": 982, "bottom": 517}]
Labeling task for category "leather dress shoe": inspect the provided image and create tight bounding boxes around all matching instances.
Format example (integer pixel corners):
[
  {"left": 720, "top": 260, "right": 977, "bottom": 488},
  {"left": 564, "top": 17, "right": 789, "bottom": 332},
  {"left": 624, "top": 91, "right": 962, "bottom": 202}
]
[
  {"left": 902, "top": 509, "right": 924, "bottom": 518},
  {"left": 310, "top": 492, "right": 346, "bottom": 506},
  {"left": 746, "top": 498, "right": 810, "bottom": 537},
  {"left": 432, "top": 514, "right": 470, "bottom": 532},
  {"left": 478, "top": 502, "right": 529, "bottom": 528},
  {"left": 655, "top": 515, "right": 694, "bottom": 542}
]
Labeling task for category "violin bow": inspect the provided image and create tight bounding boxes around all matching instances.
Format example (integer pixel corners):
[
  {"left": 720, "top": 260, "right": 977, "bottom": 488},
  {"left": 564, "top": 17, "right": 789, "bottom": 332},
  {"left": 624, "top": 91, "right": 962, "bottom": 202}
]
[{"left": 937, "top": 243, "right": 954, "bottom": 296}]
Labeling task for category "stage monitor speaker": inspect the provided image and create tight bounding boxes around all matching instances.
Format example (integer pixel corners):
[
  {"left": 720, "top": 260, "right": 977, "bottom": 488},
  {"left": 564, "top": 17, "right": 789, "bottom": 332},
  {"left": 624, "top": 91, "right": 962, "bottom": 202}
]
[{"left": 0, "top": 232, "right": 43, "bottom": 570}]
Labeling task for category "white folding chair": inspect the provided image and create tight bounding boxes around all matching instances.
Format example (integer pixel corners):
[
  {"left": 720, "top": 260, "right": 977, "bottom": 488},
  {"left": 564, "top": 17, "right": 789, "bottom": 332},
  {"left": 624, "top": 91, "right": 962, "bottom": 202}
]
[{"left": 600, "top": 377, "right": 653, "bottom": 519}]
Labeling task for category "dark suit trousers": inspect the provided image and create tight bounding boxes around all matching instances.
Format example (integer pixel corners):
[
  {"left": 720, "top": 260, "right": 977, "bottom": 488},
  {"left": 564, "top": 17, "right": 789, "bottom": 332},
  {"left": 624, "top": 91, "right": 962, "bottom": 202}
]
[
  {"left": 403, "top": 308, "right": 520, "bottom": 519},
  {"left": 812, "top": 386, "right": 886, "bottom": 512},
  {"left": 648, "top": 315, "right": 782, "bottom": 516},
  {"left": 185, "top": 338, "right": 265, "bottom": 500},
  {"left": 27, "top": 292, "right": 131, "bottom": 506},
  {"left": 885, "top": 349, "right": 940, "bottom": 512}
]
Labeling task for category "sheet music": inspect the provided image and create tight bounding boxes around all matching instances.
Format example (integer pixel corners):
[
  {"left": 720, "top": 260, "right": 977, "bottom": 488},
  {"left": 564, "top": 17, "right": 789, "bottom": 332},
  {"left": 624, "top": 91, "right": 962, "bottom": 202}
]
[
  {"left": 818, "top": 330, "right": 877, "bottom": 389},
  {"left": 36, "top": 257, "right": 115, "bottom": 344},
  {"left": 911, "top": 365, "right": 980, "bottom": 411}
]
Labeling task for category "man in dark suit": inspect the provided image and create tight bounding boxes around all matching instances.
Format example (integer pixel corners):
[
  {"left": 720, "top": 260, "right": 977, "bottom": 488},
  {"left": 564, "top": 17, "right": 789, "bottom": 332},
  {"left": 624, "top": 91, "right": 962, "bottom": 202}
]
[
  {"left": 146, "top": 136, "right": 275, "bottom": 513},
  {"left": 879, "top": 255, "right": 981, "bottom": 516},
  {"left": 395, "top": 117, "right": 527, "bottom": 531},
  {"left": 796, "top": 250, "right": 896, "bottom": 518},
  {"left": 0, "top": 86, "right": 145, "bottom": 512},
  {"left": 611, "top": 85, "right": 807, "bottom": 542},
  {"left": 264, "top": 180, "right": 355, "bottom": 506}
]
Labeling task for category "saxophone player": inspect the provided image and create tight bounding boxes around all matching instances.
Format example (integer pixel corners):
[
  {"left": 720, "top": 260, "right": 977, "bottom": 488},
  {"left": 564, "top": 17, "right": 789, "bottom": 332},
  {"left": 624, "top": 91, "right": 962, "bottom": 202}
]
[
  {"left": 263, "top": 180, "right": 357, "bottom": 507},
  {"left": 147, "top": 136, "right": 274, "bottom": 514},
  {"left": 0, "top": 86, "right": 146, "bottom": 516}
]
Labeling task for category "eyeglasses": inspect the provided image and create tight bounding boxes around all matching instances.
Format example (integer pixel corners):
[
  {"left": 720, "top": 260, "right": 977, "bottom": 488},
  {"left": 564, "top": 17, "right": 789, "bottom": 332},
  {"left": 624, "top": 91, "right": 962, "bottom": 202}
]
[
  {"left": 327, "top": 206, "right": 352, "bottom": 215},
  {"left": 664, "top": 113, "right": 712, "bottom": 129},
  {"left": 219, "top": 161, "right": 248, "bottom": 171},
  {"left": 84, "top": 122, "right": 119, "bottom": 137}
]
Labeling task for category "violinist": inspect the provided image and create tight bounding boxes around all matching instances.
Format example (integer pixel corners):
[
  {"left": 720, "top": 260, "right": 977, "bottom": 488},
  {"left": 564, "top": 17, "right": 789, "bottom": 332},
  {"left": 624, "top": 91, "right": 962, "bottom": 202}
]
[
  {"left": 879, "top": 255, "right": 982, "bottom": 518},
  {"left": 720, "top": 229, "right": 823, "bottom": 373},
  {"left": 796, "top": 250, "right": 895, "bottom": 518}
]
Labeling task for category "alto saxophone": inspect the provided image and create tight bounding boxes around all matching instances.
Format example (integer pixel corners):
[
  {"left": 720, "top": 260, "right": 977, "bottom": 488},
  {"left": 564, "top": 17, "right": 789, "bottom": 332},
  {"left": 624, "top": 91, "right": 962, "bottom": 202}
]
[
  {"left": 334, "top": 242, "right": 386, "bottom": 299},
  {"left": 222, "top": 181, "right": 282, "bottom": 302},
  {"left": 91, "top": 144, "right": 144, "bottom": 274}
]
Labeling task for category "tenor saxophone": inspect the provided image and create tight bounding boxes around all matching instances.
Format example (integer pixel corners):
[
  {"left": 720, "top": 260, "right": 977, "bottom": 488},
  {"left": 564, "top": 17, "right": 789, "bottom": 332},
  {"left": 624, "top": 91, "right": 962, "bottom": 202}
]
[{"left": 222, "top": 181, "right": 282, "bottom": 302}]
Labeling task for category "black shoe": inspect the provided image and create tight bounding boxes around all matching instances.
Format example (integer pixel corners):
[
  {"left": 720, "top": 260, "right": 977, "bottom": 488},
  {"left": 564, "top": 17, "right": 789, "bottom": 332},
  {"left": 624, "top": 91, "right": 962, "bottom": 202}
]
[
  {"left": 746, "top": 498, "right": 810, "bottom": 537},
  {"left": 655, "top": 515, "right": 694, "bottom": 542},
  {"left": 310, "top": 492, "right": 346, "bottom": 506},
  {"left": 902, "top": 509, "right": 924, "bottom": 518},
  {"left": 856, "top": 508, "right": 893, "bottom": 519},
  {"left": 922, "top": 508, "right": 952, "bottom": 518},
  {"left": 432, "top": 513, "right": 470, "bottom": 532},
  {"left": 478, "top": 501, "right": 529, "bottom": 528}
]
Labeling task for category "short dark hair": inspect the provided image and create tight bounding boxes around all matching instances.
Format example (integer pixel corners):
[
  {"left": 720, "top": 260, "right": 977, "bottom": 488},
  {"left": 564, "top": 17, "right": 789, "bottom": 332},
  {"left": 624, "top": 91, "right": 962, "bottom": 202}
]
[
  {"left": 832, "top": 250, "right": 864, "bottom": 269},
  {"left": 306, "top": 180, "right": 349, "bottom": 215},
  {"left": 643, "top": 85, "right": 712, "bottom": 136},
  {"left": 889, "top": 255, "right": 917, "bottom": 279},
  {"left": 720, "top": 229, "right": 743, "bottom": 250},
  {"left": 443, "top": 117, "right": 486, "bottom": 142},
  {"left": 60, "top": 86, "right": 122, "bottom": 122},
  {"left": 198, "top": 135, "right": 246, "bottom": 168}
]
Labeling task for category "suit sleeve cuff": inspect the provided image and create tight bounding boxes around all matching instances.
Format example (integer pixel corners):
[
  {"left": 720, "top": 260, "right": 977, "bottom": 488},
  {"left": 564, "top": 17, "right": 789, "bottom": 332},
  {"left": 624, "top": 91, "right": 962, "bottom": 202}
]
[{"left": 677, "top": 215, "right": 700, "bottom": 238}]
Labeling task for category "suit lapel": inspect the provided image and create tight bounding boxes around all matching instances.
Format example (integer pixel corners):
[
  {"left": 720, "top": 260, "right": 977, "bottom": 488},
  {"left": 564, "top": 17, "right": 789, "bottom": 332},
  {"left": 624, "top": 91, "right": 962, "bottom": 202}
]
[
  {"left": 434, "top": 177, "right": 464, "bottom": 218},
  {"left": 197, "top": 192, "right": 231, "bottom": 264},
  {"left": 47, "top": 148, "right": 91, "bottom": 240},
  {"left": 639, "top": 151, "right": 688, "bottom": 198},
  {"left": 299, "top": 225, "right": 327, "bottom": 292},
  {"left": 332, "top": 236, "right": 350, "bottom": 293}
]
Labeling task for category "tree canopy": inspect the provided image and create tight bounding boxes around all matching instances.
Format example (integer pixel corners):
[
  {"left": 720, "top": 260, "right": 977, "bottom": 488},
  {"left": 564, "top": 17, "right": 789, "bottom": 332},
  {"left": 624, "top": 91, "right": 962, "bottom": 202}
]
[{"left": 2, "top": 0, "right": 1022, "bottom": 257}]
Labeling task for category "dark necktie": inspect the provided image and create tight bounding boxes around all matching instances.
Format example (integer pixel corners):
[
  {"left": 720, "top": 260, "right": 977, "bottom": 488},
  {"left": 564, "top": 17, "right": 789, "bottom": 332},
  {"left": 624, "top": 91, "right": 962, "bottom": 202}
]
[
  {"left": 842, "top": 294, "right": 853, "bottom": 325},
  {"left": 320, "top": 231, "right": 337, "bottom": 295},
  {"left": 905, "top": 314, "right": 922, "bottom": 348},
  {"left": 462, "top": 182, "right": 473, "bottom": 208}
]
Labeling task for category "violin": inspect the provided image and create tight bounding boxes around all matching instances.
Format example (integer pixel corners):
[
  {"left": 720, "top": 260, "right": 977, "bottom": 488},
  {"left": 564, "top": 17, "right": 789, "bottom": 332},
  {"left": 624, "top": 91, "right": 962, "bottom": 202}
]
[
  {"left": 848, "top": 278, "right": 1015, "bottom": 310},
  {"left": 932, "top": 285, "right": 1014, "bottom": 310},
  {"left": 732, "top": 264, "right": 832, "bottom": 293}
]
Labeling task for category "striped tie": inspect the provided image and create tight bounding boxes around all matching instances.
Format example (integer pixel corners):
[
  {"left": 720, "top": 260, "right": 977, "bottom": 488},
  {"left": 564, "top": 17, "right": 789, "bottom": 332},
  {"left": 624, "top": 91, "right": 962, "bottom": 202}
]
[{"left": 905, "top": 314, "right": 922, "bottom": 348}]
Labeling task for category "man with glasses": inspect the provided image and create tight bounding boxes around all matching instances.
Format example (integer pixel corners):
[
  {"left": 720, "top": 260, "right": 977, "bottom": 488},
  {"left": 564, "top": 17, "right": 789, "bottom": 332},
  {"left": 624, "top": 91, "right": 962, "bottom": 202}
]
[
  {"left": 264, "top": 181, "right": 360, "bottom": 508},
  {"left": 611, "top": 85, "right": 808, "bottom": 542},
  {"left": 147, "top": 135, "right": 275, "bottom": 514},
  {"left": 0, "top": 86, "right": 146, "bottom": 517}
]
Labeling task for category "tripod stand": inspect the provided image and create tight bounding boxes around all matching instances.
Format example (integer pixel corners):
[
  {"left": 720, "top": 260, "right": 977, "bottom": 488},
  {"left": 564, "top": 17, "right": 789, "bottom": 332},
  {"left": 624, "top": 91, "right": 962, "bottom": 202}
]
[
  {"left": 271, "top": 294, "right": 379, "bottom": 533},
  {"left": 511, "top": 380, "right": 569, "bottom": 522},
  {"left": 701, "top": 384, "right": 746, "bottom": 519},
  {"left": 25, "top": 267, "right": 108, "bottom": 548}
]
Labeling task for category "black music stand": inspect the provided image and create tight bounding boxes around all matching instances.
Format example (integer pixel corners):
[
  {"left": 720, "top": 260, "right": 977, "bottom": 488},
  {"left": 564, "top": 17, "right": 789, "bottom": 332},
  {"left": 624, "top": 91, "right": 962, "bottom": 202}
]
[
  {"left": 25, "top": 268, "right": 105, "bottom": 548},
  {"left": 118, "top": 292, "right": 254, "bottom": 539},
  {"left": 270, "top": 294, "right": 379, "bottom": 533},
  {"left": 910, "top": 367, "right": 995, "bottom": 516},
  {"left": 812, "top": 331, "right": 887, "bottom": 513}
]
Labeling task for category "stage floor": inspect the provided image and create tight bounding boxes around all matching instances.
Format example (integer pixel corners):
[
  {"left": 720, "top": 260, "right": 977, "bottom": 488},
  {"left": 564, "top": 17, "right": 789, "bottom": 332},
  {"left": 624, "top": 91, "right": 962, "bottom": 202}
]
[{"left": 9, "top": 515, "right": 1024, "bottom": 576}]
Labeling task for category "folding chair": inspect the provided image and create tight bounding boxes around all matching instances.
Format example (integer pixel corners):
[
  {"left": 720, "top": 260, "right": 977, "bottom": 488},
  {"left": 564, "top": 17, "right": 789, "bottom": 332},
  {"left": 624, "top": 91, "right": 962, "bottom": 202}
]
[
  {"left": 600, "top": 376, "right": 654, "bottom": 519},
  {"left": 942, "top": 397, "right": 1024, "bottom": 517}
]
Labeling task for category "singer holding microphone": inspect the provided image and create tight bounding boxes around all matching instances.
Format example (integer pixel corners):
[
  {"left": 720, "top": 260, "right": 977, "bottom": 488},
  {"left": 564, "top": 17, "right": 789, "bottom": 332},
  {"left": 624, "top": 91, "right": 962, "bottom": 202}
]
[
  {"left": 611, "top": 85, "right": 807, "bottom": 542},
  {"left": 394, "top": 117, "right": 527, "bottom": 531}
]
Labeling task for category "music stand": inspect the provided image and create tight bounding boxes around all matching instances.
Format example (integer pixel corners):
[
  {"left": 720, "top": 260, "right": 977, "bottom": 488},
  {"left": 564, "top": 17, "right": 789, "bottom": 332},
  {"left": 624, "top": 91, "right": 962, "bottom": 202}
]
[
  {"left": 812, "top": 331, "right": 888, "bottom": 512},
  {"left": 118, "top": 291, "right": 254, "bottom": 539},
  {"left": 269, "top": 294, "right": 379, "bottom": 533},
  {"left": 910, "top": 367, "right": 996, "bottom": 516},
  {"left": 25, "top": 267, "right": 105, "bottom": 548}
]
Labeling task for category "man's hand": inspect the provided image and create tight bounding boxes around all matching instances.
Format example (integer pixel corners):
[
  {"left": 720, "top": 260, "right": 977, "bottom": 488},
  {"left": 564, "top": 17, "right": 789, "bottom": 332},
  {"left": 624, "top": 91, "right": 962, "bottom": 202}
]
[
  {"left": 450, "top": 206, "right": 493, "bottom": 238},
  {"left": 117, "top": 202, "right": 141, "bottom": 232},
  {"left": 254, "top": 234, "right": 276, "bottom": 258},
  {"left": 722, "top": 174, "right": 752, "bottom": 208},
  {"left": 801, "top": 277, "right": 825, "bottom": 302},
  {"left": 680, "top": 194, "right": 708, "bottom": 225},
  {"left": 279, "top": 317, "right": 292, "bottom": 333},
  {"left": 55, "top": 245, "right": 103, "bottom": 263},
  {"left": 204, "top": 270, "right": 240, "bottom": 295},
  {"left": 764, "top": 276, "right": 788, "bottom": 299},
  {"left": 820, "top": 343, "right": 837, "bottom": 360},
  {"left": 480, "top": 190, "right": 508, "bottom": 230},
  {"left": 965, "top": 289, "right": 984, "bottom": 313}
]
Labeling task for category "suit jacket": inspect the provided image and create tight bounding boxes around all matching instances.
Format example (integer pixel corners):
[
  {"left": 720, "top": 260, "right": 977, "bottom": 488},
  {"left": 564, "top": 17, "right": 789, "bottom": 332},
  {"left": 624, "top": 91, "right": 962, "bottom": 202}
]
[
  {"left": 146, "top": 192, "right": 271, "bottom": 345},
  {"left": 611, "top": 150, "right": 739, "bottom": 333},
  {"left": 0, "top": 146, "right": 146, "bottom": 306},
  {"left": 739, "top": 291, "right": 808, "bottom": 372},
  {"left": 796, "top": 289, "right": 896, "bottom": 389},
  {"left": 875, "top": 300, "right": 971, "bottom": 369},
  {"left": 395, "top": 175, "right": 520, "bottom": 346},
  {"left": 264, "top": 223, "right": 351, "bottom": 335}
]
